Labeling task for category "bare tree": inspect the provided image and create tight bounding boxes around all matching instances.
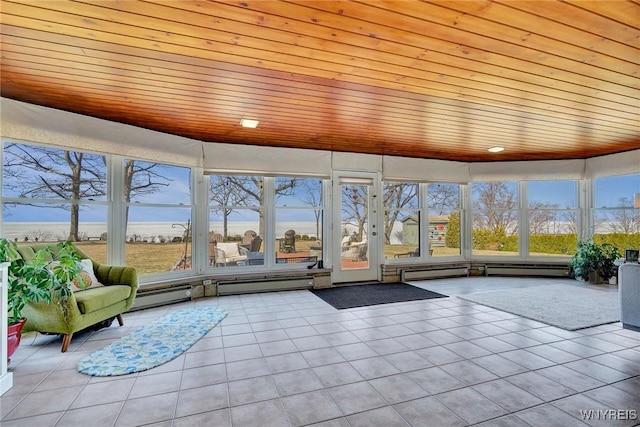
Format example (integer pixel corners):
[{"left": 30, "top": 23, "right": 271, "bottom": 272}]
[
  {"left": 342, "top": 185, "right": 368, "bottom": 241},
  {"left": 211, "top": 176, "right": 297, "bottom": 238},
  {"left": 209, "top": 175, "right": 251, "bottom": 238},
  {"left": 383, "top": 182, "right": 418, "bottom": 244},
  {"left": 297, "top": 179, "right": 323, "bottom": 239},
  {"left": 608, "top": 197, "right": 640, "bottom": 233},
  {"left": 427, "top": 183, "right": 460, "bottom": 214},
  {"left": 472, "top": 182, "right": 519, "bottom": 233},
  {"left": 4, "top": 144, "right": 106, "bottom": 240},
  {"left": 561, "top": 210, "right": 579, "bottom": 234},
  {"left": 528, "top": 201, "right": 559, "bottom": 234},
  {"left": 124, "top": 160, "right": 171, "bottom": 225},
  {"left": 4, "top": 144, "right": 171, "bottom": 241}
]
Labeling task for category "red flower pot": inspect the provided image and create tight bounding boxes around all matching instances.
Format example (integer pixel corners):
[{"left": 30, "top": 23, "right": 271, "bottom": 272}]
[{"left": 7, "top": 318, "right": 27, "bottom": 364}]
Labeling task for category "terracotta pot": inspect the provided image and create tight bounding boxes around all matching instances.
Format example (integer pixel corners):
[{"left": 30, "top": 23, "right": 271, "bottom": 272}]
[{"left": 7, "top": 318, "right": 27, "bottom": 364}]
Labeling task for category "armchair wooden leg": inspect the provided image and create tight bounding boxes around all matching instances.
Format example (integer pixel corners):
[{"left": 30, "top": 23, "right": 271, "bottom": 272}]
[
  {"left": 116, "top": 314, "right": 124, "bottom": 326},
  {"left": 61, "top": 333, "right": 73, "bottom": 353}
]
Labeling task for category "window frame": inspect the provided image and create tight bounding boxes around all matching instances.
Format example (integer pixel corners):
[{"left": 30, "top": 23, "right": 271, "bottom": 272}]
[
  {"left": 207, "top": 173, "right": 326, "bottom": 271},
  {"left": 382, "top": 180, "right": 465, "bottom": 263}
]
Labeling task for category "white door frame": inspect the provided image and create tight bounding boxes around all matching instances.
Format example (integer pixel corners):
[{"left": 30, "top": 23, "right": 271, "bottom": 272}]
[{"left": 332, "top": 170, "right": 380, "bottom": 283}]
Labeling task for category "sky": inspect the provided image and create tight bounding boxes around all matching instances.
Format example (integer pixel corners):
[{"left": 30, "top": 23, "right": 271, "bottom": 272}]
[
  {"left": 593, "top": 174, "right": 640, "bottom": 208},
  {"left": 3, "top": 174, "right": 638, "bottom": 223}
]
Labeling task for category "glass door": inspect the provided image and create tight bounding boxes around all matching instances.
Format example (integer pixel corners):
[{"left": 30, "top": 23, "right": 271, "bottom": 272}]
[{"left": 332, "top": 171, "right": 379, "bottom": 283}]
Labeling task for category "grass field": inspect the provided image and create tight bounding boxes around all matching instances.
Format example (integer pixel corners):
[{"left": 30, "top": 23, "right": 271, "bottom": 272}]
[
  {"left": 69, "top": 240, "right": 563, "bottom": 276},
  {"left": 74, "top": 241, "right": 186, "bottom": 275}
]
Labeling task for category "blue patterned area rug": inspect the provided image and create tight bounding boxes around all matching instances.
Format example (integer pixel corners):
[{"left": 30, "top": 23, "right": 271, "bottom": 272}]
[{"left": 78, "top": 306, "right": 227, "bottom": 376}]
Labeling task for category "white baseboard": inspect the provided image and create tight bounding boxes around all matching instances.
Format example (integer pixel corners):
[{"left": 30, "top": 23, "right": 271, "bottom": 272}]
[{"left": 1, "top": 372, "right": 13, "bottom": 396}]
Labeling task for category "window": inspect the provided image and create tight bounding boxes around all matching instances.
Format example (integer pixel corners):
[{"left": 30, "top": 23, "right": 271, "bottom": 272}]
[
  {"left": 276, "top": 177, "right": 323, "bottom": 265},
  {"left": 428, "top": 183, "right": 462, "bottom": 257},
  {"left": 383, "top": 182, "right": 419, "bottom": 259},
  {"left": 124, "top": 160, "right": 192, "bottom": 275},
  {"left": 594, "top": 174, "right": 640, "bottom": 251},
  {"left": 471, "top": 181, "right": 519, "bottom": 256},
  {"left": 208, "top": 175, "right": 263, "bottom": 267},
  {"left": 383, "top": 182, "right": 462, "bottom": 260},
  {"left": 528, "top": 180, "right": 578, "bottom": 257},
  {"left": 209, "top": 175, "right": 323, "bottom": 269},
  {"left": 2, "top": 142, "right": 109, "bottom": 262}
]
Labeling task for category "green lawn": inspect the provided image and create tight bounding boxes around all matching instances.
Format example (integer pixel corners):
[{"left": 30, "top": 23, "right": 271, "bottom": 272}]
[{"left": 69, "top": 240, "right": 568, "bottom": 276}]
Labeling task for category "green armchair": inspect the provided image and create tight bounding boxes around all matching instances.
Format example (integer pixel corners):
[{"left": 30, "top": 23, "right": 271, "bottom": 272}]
[{"left": 15, "top": 243, "right": 138, "bottom": 352}]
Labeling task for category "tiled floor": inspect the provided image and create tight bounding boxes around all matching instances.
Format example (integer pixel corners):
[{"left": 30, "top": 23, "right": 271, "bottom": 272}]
[{"left": 2, "top": 276, "right": 639, "bottom": 427}]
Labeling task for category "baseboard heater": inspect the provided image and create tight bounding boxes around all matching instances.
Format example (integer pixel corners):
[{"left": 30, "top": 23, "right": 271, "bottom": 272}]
[
  {"left": 402, "top": 266, "right": 469, "bottom": 281},
  {"left": 129, "top": 285, "right": 192, "bottom": 311},
  {"left": 485, "top": 264, "right": 570, "bottom": 277},
  {"left": 216, "top": 276, "right": 313, "bottom": 296}
]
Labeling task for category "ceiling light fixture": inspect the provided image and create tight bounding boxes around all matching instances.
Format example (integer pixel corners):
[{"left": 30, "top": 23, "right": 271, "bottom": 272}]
[
  {"left": 240, "top": 119, "right": 260, "bottom": 128},
  {"left": 488, "top": 146, "right": 505, "bottom": 153}
]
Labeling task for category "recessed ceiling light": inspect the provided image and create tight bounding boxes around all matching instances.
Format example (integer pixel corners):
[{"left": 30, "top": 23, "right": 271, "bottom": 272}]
[
  {"left": 488, "top": 146, "right": 505, "bottom": 153},
  {"left": 240, "top": 119, "right": 260, "bottom": 128}
]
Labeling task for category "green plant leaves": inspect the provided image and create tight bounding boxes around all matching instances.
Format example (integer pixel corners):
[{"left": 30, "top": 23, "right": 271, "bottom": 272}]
[
  {"left": 1, "top": 239, "right": 82, "bottom": 324},
  {"left": 569, "top": 239, "right": 621, "bottom": 281}
]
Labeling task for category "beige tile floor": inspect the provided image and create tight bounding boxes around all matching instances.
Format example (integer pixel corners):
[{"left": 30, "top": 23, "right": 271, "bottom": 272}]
[{"left": 1, "top": 276, "right": 639, "bottom": 427}]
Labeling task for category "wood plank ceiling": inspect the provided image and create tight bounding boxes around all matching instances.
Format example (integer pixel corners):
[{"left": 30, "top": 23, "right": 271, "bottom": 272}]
[{"left": 1, "top": 0, "right": 639, "bottom": 162}]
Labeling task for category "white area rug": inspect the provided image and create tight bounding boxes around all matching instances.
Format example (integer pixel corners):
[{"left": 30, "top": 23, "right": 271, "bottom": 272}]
[{"left": 460, "top": 284, "right": 619, "bottom": 330}]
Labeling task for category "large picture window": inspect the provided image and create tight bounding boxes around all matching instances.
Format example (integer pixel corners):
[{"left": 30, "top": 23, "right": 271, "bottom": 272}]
[
  {"left": 124, "top": 161, "right": 192, "bottom": 275},
  {"left": 528, "top": 180, "right": 578, "bottom": 257},
  {"left": 428, "top": 183, "right": 462, "bottom": 257},
  {"left": 471, "top": 181, "right": 519, "bottom": 256},
  {"left": 594, "top": 174, "right": 640, "bottom": 251},
  {"left": 383, "top": 182, "right": 419, "bottom": 260},
  {"left": 2, "top": 142, "right": 109, "bottom": 263},
  {"left": 275, "top": 177, "right": 323, "bottom": 265},
  {"left": 3, "top": 139, "right": 636, "bottom": 277},
  {"left": 383, "top": 182, "right": 462, "bottom": 260},
  {"left": 208, "top": 175, "right": 323, "bottom": 269},
  {"left": 209, "top": 175, "right": 263, "bottom": 267}
]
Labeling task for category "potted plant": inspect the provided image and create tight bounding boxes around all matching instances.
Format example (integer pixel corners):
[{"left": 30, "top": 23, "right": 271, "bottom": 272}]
[
  {"left": 569, "top": 239, "right": 621, "bottom": 284},
  {"left": 0, "top": 238, "right": 83, "bottom": 362}
]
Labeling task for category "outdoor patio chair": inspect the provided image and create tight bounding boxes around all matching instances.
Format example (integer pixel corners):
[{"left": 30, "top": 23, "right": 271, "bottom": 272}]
[
  {"left": 214, "top": 242, "right": 248, "bottom": 267},
  {"left": 280, "top": 229, "right": 297, "bottom": 253},
  {"left": 341, "top": 236, "right": 352, "bottom": 252},
  {"left": 242, "top": 230, "right": 257, "bottom": 244},
  {"left": 249, "top": 235, "right": 262, "bottom": 252},
  {"left": 341, "top": 240, "right": 368, "bottom": 262},
  {"left": 239, "top": 230, "right": 257, "bottom": 251}
]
